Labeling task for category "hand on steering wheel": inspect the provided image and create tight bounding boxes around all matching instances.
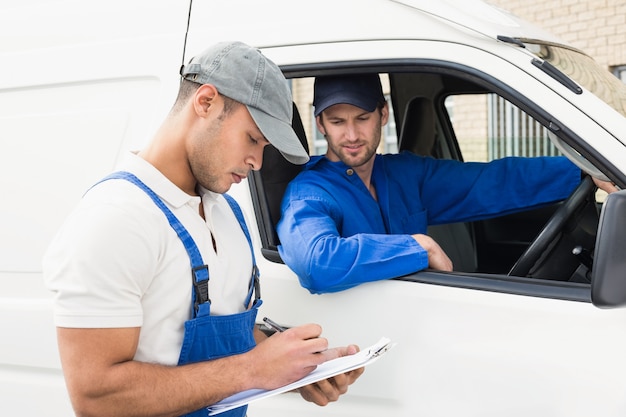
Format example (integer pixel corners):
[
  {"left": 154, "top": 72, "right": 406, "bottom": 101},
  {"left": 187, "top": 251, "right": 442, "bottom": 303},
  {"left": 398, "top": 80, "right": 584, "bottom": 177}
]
[{"left": 508, "top": 175, "right": 596, "bottom": 277}]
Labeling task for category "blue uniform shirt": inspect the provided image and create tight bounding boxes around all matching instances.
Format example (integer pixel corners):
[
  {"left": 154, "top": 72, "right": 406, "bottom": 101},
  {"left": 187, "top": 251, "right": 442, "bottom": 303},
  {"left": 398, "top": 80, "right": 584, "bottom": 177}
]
[{"left": 277, "top": 152, "right": 581, "bottom": 294}]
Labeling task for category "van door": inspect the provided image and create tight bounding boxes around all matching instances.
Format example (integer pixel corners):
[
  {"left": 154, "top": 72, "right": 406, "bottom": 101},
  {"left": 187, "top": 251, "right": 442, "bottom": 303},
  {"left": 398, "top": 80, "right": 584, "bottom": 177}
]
[{"left": 241, "top": 40, "right": 626, "bottom": 417}]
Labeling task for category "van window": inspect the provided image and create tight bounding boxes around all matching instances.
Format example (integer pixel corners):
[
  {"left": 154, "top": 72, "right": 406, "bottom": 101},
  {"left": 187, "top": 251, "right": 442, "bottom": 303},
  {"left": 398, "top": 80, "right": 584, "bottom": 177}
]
[
  {"left": 447, "top": 93, "right": 560, "bottom": 162},
  {"left": 251, "top": 67, "right": 603, "bottom": 292}
]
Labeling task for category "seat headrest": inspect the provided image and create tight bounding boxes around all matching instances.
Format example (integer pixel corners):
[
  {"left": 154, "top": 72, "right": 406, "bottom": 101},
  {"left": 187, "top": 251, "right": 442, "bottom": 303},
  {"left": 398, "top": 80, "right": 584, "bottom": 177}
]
[
  {"left": 399, "top": 96, "right": 436, "bottom": 157},
  {"left": 253, "top": 103, "right": 309, "bottom": 251}
]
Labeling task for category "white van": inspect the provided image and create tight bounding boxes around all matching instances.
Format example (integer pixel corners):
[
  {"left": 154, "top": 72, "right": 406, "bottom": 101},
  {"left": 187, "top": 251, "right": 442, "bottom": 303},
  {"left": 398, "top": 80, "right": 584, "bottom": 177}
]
[{"left": 2, "top": 0, "right": 626, "bottom": 416}]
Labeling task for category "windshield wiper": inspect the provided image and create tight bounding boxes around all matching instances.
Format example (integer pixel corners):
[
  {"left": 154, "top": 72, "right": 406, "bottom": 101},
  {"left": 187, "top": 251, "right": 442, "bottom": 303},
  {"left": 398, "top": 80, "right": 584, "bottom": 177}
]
[
  {"left": 532, "top": 58, "right": 583, "bottom": 94},
  {"left": 497, "top": 35, "right": 526, "bottom": 48}
]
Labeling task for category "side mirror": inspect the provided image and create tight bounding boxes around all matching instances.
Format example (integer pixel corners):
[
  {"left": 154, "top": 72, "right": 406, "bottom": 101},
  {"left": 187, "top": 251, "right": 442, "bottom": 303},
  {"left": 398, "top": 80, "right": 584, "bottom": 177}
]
[{"left": 591, "top": 190, "right": 626, "bottom": 308}]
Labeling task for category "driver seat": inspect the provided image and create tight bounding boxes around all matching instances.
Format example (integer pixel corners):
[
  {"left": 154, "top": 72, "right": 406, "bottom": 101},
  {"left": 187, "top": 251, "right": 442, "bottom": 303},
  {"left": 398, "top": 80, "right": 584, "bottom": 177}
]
[
  {"left": 248, "top": 103, "right": 309, "bottom": 262},
  {"left": 399, "top": 96, "right": 478, "bottom": 272}
]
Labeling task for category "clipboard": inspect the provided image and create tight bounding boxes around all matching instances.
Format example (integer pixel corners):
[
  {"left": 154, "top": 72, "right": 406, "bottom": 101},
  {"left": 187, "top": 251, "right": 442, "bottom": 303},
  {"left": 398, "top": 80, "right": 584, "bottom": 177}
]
[{"left": 207, "top": 336, "right": 395, "bottom": 415}]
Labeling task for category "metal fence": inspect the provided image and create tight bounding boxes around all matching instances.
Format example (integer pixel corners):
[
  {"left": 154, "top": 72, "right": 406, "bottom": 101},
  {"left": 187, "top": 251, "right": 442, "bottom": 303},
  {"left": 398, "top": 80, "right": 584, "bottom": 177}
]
[{"left": 488, "top": 94, "right": 560, "bottom": 159}]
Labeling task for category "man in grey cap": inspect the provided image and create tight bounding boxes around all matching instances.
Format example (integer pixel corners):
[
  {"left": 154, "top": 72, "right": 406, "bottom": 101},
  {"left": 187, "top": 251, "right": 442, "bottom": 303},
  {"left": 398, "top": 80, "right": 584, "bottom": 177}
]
[{"left": 43, "top": 41, "right": 363, "bottom": 417}]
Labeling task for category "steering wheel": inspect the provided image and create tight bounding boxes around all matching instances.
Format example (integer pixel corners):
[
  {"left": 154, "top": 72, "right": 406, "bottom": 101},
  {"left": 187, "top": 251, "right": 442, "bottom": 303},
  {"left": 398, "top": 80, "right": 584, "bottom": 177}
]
[{"left": 508, "top": 175, "right": 596, "bottom": 277}]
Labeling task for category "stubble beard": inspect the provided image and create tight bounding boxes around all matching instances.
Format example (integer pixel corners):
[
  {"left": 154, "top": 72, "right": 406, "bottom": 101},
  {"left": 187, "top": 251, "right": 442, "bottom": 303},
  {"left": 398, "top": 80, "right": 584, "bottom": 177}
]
[
  {"left": 324, "top": 117, "right": 382, "bottom": 169},
  {"left": 189, "top": 117, "right": 230, "bottom": 194},
  {"left": 328, "top": 133, "right": 380, "bottom": 169}
]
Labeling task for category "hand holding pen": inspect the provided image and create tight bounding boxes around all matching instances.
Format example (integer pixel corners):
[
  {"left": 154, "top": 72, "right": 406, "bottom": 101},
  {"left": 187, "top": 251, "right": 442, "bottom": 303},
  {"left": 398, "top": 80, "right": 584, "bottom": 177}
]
[
  {"left": 256, "top": 316, "right": 364, "bottom": 405},
  {"left": 262, "top": 317, "right": 364, "bottom": 405}
]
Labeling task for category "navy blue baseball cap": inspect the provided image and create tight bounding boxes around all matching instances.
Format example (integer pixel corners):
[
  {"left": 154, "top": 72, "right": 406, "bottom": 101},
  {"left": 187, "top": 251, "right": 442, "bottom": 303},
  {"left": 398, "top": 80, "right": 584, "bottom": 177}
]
[{"left": 313, "top": 74, "right": 385, "bottom": 116}]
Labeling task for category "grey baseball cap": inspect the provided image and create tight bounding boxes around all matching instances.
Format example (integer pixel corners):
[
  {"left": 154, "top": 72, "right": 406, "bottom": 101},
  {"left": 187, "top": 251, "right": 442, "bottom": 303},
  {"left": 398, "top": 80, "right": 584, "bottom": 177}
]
[{"left": 180, "top": 41, "right": 309, "bottom": 165}]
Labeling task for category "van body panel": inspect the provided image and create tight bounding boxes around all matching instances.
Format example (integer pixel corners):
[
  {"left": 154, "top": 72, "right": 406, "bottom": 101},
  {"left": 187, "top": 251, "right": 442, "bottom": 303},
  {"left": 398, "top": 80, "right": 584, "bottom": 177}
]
[{"left": 0, "top": 1, "right": 189, "bottom": 415}]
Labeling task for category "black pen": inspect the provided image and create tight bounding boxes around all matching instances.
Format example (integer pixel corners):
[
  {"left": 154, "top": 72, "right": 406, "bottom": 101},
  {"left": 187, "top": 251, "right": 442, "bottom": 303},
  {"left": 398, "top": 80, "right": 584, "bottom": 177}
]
[{"left": 263, "top": 316, "right": 286, "bottom": 332}]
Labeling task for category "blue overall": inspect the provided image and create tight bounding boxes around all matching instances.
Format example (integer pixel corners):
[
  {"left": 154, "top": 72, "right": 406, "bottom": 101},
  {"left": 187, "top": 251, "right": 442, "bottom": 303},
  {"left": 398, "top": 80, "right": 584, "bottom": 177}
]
[{"left": 98, "top": 172, "right": 261, "bottom": 417}]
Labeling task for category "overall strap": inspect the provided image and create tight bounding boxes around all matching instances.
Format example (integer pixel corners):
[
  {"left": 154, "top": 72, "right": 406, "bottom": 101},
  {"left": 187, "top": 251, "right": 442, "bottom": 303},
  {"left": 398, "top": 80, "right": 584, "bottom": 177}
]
[
  {"left": 92, "top": 171, "right": 209, "bottom": 315},
  {"left": 223, "top": 194, "right": 261, "bottom": 308}
]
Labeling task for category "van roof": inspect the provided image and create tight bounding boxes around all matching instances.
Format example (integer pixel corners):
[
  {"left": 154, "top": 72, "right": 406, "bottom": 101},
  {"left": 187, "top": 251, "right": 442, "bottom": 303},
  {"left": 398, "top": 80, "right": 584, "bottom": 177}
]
[
  {"left": 188, "top": 0, "right": 568, "bottom": 51},
  {"left": 395, "top": 0, "right": 565, "bottom": 44}
]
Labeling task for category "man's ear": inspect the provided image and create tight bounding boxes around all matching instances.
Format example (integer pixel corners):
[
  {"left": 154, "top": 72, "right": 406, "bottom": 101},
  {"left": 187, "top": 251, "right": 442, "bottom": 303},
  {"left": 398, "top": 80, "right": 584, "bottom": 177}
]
[
  {"left": 194, "top": 84, "right": 219, "bottom": 116},
  {"left": 315, "top": 115, "right": 327, "bottom": 137},
  {"left": 381, "top": 102, "right": 390, "bottom": 126}
]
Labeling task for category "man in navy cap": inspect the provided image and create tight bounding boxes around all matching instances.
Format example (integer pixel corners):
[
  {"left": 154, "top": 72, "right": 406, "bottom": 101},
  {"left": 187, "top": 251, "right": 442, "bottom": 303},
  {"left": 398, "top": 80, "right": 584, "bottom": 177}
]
[{"left": 277, "top": 73, "right": 617, "bottom": 294}]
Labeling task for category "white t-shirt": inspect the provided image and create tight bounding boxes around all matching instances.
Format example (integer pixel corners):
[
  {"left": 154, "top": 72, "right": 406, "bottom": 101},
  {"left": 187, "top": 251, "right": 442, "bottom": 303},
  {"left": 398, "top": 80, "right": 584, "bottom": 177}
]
[{"left": 43, "top": 152, "right": 253, "bottom": 365}]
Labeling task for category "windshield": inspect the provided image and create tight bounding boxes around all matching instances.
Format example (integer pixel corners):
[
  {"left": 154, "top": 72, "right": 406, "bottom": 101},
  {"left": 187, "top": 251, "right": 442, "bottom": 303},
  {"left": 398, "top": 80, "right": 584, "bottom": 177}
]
[{"left": 525, "top": 42, "right": 626, "bottom": 117}]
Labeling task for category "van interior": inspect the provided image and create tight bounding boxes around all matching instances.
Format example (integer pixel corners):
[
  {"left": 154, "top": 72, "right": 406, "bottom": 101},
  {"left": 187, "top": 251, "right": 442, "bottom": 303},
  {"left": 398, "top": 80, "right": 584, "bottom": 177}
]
[{"left": 249, "top": 67, "right": 601, "bottom": 284}]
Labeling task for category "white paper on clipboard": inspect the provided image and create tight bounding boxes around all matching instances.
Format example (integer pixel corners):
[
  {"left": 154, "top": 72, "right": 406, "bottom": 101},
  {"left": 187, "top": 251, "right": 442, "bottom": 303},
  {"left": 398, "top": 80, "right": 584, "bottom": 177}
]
[{"left": 207, "top": 336, "right": 395, "bottom": 415}]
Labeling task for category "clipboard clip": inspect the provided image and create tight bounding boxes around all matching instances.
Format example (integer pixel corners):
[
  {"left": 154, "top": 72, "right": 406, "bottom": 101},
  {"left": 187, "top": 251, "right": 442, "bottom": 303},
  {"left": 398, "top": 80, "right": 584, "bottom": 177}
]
[{"left": 369, "top": 340, "right": 393, "bottom": 358}]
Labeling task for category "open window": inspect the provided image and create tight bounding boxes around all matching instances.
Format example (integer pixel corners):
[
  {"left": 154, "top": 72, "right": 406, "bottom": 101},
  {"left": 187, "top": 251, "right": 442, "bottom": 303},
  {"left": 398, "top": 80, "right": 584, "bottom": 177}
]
[{"left": 248, "top": 62, "right": 617, "bottom": 300}]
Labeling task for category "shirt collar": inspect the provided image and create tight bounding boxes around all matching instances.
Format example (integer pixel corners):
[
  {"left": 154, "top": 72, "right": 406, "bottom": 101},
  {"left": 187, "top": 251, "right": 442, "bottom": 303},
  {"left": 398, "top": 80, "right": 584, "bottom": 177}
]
[
  {"left": 116, "top": 151, "right": 200, "bottom": 209},
  {"left": 306, "top": 154, "right": 383, "bottom": 175}
]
